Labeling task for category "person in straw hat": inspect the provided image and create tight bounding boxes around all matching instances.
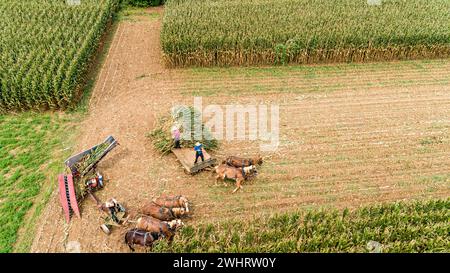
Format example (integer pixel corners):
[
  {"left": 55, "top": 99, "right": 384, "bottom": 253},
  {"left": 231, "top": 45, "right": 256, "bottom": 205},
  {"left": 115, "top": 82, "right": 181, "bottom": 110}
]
[{"left": 194, "top": 142, "right": 204, "bottom": 164}]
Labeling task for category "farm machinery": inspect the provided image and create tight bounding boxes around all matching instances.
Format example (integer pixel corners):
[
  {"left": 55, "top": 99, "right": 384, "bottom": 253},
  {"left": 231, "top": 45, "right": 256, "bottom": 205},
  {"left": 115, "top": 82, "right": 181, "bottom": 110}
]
[{"left": 58, "top": 135, "right": 127, "bottom": 234}]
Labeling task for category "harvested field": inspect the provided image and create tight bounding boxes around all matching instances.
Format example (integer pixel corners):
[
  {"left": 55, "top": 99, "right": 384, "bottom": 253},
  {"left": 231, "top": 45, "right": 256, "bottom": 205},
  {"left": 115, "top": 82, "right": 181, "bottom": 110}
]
[
  {"left": 168, "top": 62, "right": 450, "bottom": 222},
  {"left": 30, "top": 8, "right": 449, "bottom": 253}
]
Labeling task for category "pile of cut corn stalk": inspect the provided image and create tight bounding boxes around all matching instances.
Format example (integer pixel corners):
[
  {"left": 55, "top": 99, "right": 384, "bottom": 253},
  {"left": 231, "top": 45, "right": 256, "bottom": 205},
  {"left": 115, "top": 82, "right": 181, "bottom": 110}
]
[{"left": 148, "top": 106, "right": 219, "bottom": 154}]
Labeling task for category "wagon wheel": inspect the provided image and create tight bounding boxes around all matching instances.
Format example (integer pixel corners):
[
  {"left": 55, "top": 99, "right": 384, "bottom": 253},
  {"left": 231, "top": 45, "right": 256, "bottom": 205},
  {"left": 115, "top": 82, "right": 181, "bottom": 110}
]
[{"left": 100, "top": 224, "right": 111, "bottom": 235}]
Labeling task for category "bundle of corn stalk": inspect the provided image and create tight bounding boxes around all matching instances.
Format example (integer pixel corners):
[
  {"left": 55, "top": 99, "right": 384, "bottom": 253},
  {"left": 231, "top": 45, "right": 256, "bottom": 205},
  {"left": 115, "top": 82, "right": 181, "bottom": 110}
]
[{"left": 148, "top": 106, "right": 218, "bottom": 154}]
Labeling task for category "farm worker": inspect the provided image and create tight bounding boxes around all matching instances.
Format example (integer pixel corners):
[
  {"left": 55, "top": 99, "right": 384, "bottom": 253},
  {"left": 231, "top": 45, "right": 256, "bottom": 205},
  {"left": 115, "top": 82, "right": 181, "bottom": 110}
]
[
  {"left": 194, "top": 142, "right": 204, "bottom": 164},
  {"left": 104, "top": 199, "right": 120, "bottom": 223},
  {"left": 172, "top": 124, "right": 181, "bottom": 148}
]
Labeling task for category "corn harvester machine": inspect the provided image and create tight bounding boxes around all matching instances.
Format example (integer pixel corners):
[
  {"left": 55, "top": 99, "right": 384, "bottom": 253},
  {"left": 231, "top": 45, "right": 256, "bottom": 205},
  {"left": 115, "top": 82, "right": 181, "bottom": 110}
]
[{"left": 58, "top": 135, "right": 127, "bottom": 234}]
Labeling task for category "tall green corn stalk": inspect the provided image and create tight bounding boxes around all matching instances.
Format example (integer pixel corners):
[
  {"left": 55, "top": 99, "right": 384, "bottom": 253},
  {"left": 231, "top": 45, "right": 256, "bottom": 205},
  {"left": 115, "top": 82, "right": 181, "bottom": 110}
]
[
  {"left": 0, "top": 0, "right": 119, "bottom": 111},
  {"left": 152, "top": 199, "right": 450, "bottom": 253}
]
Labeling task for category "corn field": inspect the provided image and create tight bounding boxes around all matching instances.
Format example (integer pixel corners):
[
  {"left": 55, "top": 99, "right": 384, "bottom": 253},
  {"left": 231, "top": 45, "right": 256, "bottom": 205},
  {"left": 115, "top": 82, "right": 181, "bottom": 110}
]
[
  {"left": 152, "top": 199, "right": 450, "bottom": 253},
  {"left": 162, "top": 0, "right": 450, "bottom": 67},
  {"left": 0, "top": 0, "right": 119, "bottom": 112}
]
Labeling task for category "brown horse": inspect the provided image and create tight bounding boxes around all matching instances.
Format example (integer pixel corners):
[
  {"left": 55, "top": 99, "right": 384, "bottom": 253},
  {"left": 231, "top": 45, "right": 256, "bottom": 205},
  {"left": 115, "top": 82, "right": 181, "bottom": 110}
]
[
  {"left": 136, "top": 216, "right": 183, "bottom": 242},
  {"left": 152, "top": 195, "right": 190, "bottom": 213},
  {"left": 223, "top": 155, "right": 263, "bottom": 168},
  {"left": 124, "top": 228, "right": 161, "bottom": 252},
  {"left": 141, "top": 202, "right": 186, "bottom": 221},
  {"left": 214, "top": 164, "right": 257, "bottom": 193}
]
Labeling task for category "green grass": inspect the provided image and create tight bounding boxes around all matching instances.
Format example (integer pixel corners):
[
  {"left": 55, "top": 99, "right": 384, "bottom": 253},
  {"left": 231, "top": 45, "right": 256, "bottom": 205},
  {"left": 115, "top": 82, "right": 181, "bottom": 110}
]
[
  {"left": 0, "top": 113, "right": 78, "bottom": 253},
  {"left": 186, "top": 59, "right": 449, "bottom": 76},
  {"left": 152, "top": 199, "right": 450, "bottom": 253},
  {"left": 118, "top": 6, "right": 160, "bottom": 21}
]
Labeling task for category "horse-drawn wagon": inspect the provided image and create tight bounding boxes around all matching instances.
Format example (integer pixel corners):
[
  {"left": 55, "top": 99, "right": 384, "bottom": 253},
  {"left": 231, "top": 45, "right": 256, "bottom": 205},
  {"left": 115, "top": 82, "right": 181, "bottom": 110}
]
[
  {"left": 58, "top": 135, "right": 119, "bottom": 222},
  {"left": 172, "top": 148, "right": 217, "bottom": 174}
]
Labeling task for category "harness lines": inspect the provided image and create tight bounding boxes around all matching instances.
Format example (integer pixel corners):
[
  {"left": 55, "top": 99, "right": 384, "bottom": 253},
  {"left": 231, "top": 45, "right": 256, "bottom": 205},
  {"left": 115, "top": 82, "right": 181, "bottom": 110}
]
[
  {"left": 160, "top": 206, "right": 175, "bottom": 219},
  {"left": 133, "top": 229, "right": 155, "bottom": 246}
]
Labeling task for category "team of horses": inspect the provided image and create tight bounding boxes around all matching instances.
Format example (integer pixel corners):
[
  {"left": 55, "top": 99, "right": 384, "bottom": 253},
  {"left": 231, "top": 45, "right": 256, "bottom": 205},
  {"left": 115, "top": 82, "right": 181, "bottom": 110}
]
[
  {"left": 124, "top": 195, "right": 188, "bottom": 251},
  {"left": 215, "top": 155, "right": 263, "bottom": 193},
  {"left": 124, "top": 155, "right": 263, "bottom": 251}
]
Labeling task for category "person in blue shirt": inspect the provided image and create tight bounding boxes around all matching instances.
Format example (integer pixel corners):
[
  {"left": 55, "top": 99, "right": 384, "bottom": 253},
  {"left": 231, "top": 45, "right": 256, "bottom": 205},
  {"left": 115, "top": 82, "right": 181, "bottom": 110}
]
[{"left": 194, "top": 142, "right": 204, "bottom": 164}]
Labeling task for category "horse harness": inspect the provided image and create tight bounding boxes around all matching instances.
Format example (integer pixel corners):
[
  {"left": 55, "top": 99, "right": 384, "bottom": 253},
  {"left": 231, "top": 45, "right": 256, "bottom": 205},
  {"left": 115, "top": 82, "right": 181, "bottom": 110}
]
[
  {"left": 158, "top": 222, "right": 170, "bottom": 236},
  {"left": 241, "top": 159, "right": 255, "bottom": 178},
  {"left": 143, "top": 231, "right": 149, "bottom": 245},
  {"left": 132, "top": 229, "right": 156, "bottom": 246},
  {"left": 143, "top": 218, "right": 166, "bottom": 235},
  {"left": 226, "top": 158, "right": 233, "bottom": 166},
  {"left": 227, "top": 157, "right": 252, "bottom": 167},
  {"left": 164, "top": 195, "right": 181, "bottom": 202},
  {"left": 159, "top": 206, "right": 175, "bottom": 219}
]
